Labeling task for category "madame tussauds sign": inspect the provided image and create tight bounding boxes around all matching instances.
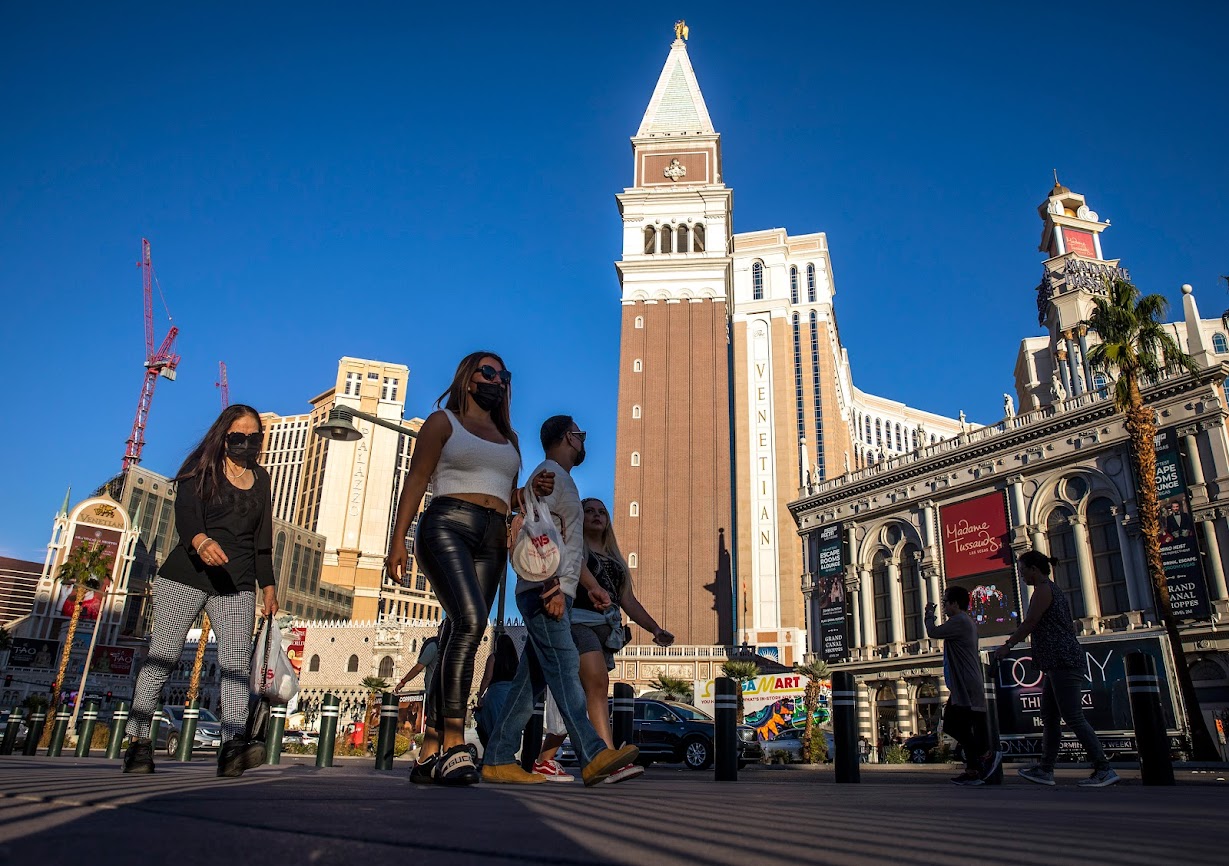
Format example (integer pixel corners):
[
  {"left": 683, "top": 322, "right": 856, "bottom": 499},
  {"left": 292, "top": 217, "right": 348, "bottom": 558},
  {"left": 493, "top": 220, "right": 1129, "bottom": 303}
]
[{"left": 940, "top": 493, "right": 1012, "bottom": 579}]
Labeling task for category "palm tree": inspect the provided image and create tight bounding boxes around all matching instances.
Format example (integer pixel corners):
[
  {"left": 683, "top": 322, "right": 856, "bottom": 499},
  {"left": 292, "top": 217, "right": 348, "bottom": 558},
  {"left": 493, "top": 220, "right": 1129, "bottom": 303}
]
[
  {"left": 0, "top": 625, "right": 11, "bottom": 652},
  {"left": 50, "top": 542, "right": 111, "bottom": 711},
  {"left": 797, "top": 660, "right": 831, "bottom": 763},
  {"left": 720, "top": 659, "right": 760, "bottom": 722},
  {"left": 1086, "top": 276, "right": 1218, "bottom": 760},
  {"left": 649, "top": 675, "right": 693, "bottom": 704},
  {"left": 186, "top": 614, "right": 212, "bottom": 702}
]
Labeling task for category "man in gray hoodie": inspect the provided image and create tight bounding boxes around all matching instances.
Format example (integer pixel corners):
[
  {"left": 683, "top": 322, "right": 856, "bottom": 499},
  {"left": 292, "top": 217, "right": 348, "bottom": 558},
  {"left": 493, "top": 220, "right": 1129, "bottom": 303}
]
[{"left": 925, "top": 586, "right": 999, "bottom": 785}]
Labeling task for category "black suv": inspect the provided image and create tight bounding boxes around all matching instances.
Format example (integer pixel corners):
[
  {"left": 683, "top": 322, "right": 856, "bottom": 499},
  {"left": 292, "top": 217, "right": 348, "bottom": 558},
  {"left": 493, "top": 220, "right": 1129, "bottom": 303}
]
[{"left": 562, "top": 698, "right": 762, "bottom": 770}]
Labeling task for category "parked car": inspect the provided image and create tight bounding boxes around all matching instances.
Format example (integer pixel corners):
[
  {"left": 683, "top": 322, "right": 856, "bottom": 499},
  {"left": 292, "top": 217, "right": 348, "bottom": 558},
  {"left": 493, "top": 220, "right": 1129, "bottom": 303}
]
[
  {"left": 153, "top": 704, "right": 223, "bottom": 756},
  {"left": 902, "top": 731, "right": 963, "bottom": 764},
  {"left": 762, "top": 727, "right": 835, "bottom": 762},
  {"left": 282, "top": 730, "right": 318, "bottom": 747},
  {"left": 559, "top": 698, "right": 762, "bottom": 770}
]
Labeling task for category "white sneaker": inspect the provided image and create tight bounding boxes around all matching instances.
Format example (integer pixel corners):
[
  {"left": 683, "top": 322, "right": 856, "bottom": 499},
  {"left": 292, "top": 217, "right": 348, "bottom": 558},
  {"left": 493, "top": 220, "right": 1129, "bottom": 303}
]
[
  {"left": 603, "top": 763, "right": 646, "bottom": 784},
  {"left": 532, "top": 759, "right": 576, "bottom": 783}
]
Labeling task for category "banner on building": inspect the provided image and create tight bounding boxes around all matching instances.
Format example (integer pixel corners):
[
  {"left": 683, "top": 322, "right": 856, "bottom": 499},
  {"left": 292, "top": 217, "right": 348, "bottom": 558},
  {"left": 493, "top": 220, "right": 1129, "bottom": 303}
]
[
  {"left": 8, "top": 638, "right": 59, "bottom": 668},
  {"left": 694, "top": 673, "right": 827, "bottom": 742},
  {"left": 52, "top": 524, "right": 123, "bottom": 621},
  {"left": 815, "top": 523, "right": 847, "bottom": 663},
  {"left": 1153, "top": 429, "right": 1211, "bottom": 620},
  {"left": 287, "top": 626, "right": 307, "bottom": 676},
  {"left": 940, "top": 492, "right": 1018, "bottom": 636},
  {"left": 90, "top": 645, "right": 135, "bottom": 676},
  {"left": 993, "top": 634, "right": 1177, "bottom": 739}
]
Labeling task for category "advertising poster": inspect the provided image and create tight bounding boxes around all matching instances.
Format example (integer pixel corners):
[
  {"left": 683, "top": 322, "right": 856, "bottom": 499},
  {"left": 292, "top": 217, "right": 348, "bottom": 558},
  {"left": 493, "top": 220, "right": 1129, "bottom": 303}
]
[
  {"left": 815, "top": 523, "right": 847, "bottom": 663},
  {"left": 8, "top": 637, "right": 59, "bottom": 668},
  {"left": 694, "top": 673, "right": 828, "bottom": 742},
  {"left": 1153, "top": 429, "right": 1210, "bottom": 620},
  {"left": 287, "top": 626, "right": 307, "bottom": 676},
  {"left": 993, "top": 635, "right": 1177, "bottom": 746},
  {"left": 940, "top": 492, "right": 1019, "bottom": 636},
  {"left": 1062, "top": 228, "right": 1097, "bottom": 257},
  {"left": 54, "top": 525, "right": 123, "bottom": 621},
  {"left": 90, "top": 645, "right": 135, "bottom": 676}
]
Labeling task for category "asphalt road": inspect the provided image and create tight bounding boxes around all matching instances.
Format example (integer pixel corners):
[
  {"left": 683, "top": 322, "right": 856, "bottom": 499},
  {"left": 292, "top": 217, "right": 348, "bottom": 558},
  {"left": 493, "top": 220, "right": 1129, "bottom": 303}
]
[{"left": 0, "top": 756, "right": 1225, "bottom": 865}]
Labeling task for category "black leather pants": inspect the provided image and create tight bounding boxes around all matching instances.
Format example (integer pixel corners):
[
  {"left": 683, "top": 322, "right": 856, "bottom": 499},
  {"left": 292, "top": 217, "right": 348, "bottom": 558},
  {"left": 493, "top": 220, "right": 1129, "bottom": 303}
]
[{"left": 415, "top": 496, "right": 508, "bottom": 726}]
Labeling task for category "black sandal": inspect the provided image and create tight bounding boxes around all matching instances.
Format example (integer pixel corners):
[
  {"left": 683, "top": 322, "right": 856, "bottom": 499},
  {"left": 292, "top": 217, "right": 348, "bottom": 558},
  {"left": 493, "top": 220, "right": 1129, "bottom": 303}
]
[{"left": 435, "top": 743, "right": 480, "bottom": 787}]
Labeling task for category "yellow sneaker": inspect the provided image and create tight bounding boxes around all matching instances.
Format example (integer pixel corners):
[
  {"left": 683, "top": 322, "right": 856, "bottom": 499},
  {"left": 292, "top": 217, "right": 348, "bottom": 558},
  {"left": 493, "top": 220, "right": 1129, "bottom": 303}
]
[
  {"left": 582, "top": 745, "right": 640, "bottom": 787},
  {"left": 481, "top": 763, "right": 547, "bottom": 784}
]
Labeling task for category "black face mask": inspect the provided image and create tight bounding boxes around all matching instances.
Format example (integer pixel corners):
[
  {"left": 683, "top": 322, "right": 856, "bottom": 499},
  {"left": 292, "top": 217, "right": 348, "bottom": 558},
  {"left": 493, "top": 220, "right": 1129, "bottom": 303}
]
[
  {"left": 472, "top": 382, "right": 505, "bottom": 411},
  {"left": 226, "top": 441, "right": 260, "bottom": 465}
]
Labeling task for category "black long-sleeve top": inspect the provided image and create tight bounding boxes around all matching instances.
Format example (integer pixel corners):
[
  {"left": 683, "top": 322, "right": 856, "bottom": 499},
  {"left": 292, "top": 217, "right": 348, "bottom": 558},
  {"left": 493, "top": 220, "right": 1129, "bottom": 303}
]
[{"left": 160, "top": 466, "right": 276, "bottom": 595}]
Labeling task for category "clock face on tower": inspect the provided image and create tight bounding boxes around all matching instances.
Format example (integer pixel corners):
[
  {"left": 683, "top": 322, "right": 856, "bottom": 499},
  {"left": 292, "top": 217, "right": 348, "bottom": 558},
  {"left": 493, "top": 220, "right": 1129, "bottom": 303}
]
[{"left": 1063, "top": 228, "right": 1097, "bottom": 258}]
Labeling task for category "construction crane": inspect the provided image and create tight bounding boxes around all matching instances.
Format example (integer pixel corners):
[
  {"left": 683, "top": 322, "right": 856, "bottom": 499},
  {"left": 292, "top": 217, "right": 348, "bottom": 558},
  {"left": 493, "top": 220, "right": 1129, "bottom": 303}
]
[
  {"left": 122, "top": 239, "right": 180, "bottom": 471},
  {"left": 216, "top": 361, "right": 230, "bottom": 408}
]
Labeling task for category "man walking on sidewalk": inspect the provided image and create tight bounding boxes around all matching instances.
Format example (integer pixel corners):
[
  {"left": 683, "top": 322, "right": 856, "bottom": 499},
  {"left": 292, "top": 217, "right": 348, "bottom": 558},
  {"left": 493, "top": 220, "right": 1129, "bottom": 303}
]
[
  {"left": 482, "top": 416, "right": 638, "bottom": 787},
  {"left": 926, "top": 586, "right": 998, "bottom": 785}
]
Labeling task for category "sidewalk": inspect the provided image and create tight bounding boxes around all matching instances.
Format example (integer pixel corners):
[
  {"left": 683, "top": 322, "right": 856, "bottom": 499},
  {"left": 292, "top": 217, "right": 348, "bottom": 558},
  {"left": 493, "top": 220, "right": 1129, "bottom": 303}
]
[{"left": 0, "top": 757, "right": 1225, "bottom": 865}]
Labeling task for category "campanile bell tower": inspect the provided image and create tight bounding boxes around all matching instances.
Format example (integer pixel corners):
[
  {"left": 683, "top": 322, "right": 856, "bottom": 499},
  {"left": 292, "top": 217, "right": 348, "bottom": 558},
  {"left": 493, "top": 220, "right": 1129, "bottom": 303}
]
[{"left": 612, "top": 25, "right": 734, "bottom": 646}]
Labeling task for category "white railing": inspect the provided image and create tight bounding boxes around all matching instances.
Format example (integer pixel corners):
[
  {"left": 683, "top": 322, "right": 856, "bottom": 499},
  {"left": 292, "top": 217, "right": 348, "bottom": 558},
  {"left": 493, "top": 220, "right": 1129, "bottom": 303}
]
[{"left": 615, "top": 644, "right": 736, "bottom": 660}]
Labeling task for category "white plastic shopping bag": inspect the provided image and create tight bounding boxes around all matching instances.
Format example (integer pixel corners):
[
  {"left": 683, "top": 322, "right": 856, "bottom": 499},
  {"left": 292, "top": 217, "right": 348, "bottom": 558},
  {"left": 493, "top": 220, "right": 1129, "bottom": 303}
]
[
  {"left": 250, "top": 616, "right": 300, "bottom": 705},
  {"left": 509, "top": 483, "right": 562, "bottom": 581}
]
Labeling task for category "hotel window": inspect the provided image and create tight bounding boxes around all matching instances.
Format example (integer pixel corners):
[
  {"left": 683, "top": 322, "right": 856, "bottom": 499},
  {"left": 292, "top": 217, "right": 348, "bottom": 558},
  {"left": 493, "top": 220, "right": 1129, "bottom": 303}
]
[
  {"left": 677, "top": 225, "right": 689, "bottom": 252},
  {"left": 895, "top": 423, "right": 902, "bottom": 451},
  {"left": 901, "top": 545, "right": 922, "bottom": 641},
  {"left": 692, "top": 223, "right": 705, "bottom": 252},
  {"left": 809, "top": 311, "right": 825, "bottom": 478},
  {"left": 1089, "top": 497, "right": 1129, "bottom": 614},
  {"left": 644, "top": 226, "right": 656, "bottom": 254},
  {"left": 872, "top": 551, "right": 891, "bottom": 646},
  {"left": 632, "top": 404, "right": 642, "bottom": 419},
  {"left": 635, "top": 316, "right": 644, "bottom": 329},
  {"left": 630, "top": 501, "right": 639, "bottom": 517},
  {"left": 865, "top": 416, "right": 872, "bottom": 444},
  {"left": 1214, "top": 333, "right": 1229, "bottom": 354},
  {"left": 382, "top": 377, "right": 399, "bottom": 401},
  {"left": 630, "top": 452, "right": 641, "bottom": 467},
  {"left": 628, "top": 553, "right": 638, "bottom": 569},
  {"left": 790, "top": 267, "right": 799, "bottom": 305},
  {"left": 806, "top": 264, "right": 817, "bottom": 302},
  {"left": 344, "top": 372, "right": 362, "bottom": 396},
  {"left": 660, "top": 225, "right": 673, "bottom": 253},
  {"left": 346, "top": 654, "right": 359, "bottom": 673},
  {"left": 792, "top": 314, "right": 804, "bottom": 447},
  {"left": 1092, "top": 372, "right": 1109, "bottom": 394},
  {"left": 1045, "top": 507, "right": 1084, "bottom": 618},
  {"left": 633, "top": 359, "right": 643, "bottom": 373},
  {"left": 308, "top": 655, "right": 320, "bottom": 672},
  {"left": 378, "top": 656, "right": 394, "bottom": 678},
  {"left": 752, "top": 262, "right": 764, "bottom": 300},
  {"left": 875, "top": 418, "right": 882, "bottom": 447}
]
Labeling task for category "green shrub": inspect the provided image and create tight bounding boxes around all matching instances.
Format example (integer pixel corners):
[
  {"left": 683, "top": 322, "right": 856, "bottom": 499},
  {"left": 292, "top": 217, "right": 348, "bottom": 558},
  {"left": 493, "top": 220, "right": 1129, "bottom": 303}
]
[
  {"left": 762, "top": 748, "right": 792, "bottom": 765},
  {"left": 883, "top": 744, "right": 909, "bottom": 764},
  {"left": 803, "top": 731, "right": 829, "bottom": 764}
]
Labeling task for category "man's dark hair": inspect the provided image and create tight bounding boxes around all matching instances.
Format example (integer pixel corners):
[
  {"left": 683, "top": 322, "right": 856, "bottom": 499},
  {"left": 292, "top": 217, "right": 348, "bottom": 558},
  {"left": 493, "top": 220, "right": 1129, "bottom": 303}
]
[
  {"left": 945, "top": 585, "right": 971, "bottom": 610},
  {"left": 540, "top": 415, "right": 574, "bottom": 451}
]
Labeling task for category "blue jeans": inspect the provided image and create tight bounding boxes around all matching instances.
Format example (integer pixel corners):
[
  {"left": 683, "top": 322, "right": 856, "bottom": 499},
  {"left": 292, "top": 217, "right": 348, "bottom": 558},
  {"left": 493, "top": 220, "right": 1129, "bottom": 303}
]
[{"left": 485, "top": 593, "right": 607, "bottom": 767}]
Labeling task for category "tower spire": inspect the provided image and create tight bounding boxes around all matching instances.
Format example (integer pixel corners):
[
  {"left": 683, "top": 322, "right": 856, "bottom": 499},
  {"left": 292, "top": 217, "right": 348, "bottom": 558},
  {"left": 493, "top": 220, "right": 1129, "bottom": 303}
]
[
  {"left": 59, "top": 486, "right": 71, "bottom": 517},
  {"left": 636, "top": 31, "right": 714, "bottom": 137}
]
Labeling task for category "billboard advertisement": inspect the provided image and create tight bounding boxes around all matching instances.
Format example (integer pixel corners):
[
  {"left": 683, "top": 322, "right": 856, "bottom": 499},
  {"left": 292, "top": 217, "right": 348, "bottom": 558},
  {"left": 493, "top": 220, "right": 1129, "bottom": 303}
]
[
  {"left": 1153, "top": 429, "right": 1210, "bottom": 620},
  {"left": 991, "top": 633, "right": 1178, "bottom": 756},
  {"left": 1062, "top": 228, "right": 1097, "bottom": 258},
  {"left": 940, "top": 493, "right": 1012, "bottom": 579},
  {"left": 287, "top": 626, "right": 307, "bottom": 676},
  {"left": 815, "top": 523, "right": 847, "bottom": 663},
  {"left": 944, "top": 569, "right": 1019, "bottom": 637},
  {"left": 90, "top": 645, "right": 135, "bottom": 676},
  {"left": 54, "top": 525, "right": 123, "bottom": 621},
  {"left": 694, "top": 673, "right": 828, "bottom": 742},
  {"left": 8, "top": 637, "right": 59, "bottom": 668}
]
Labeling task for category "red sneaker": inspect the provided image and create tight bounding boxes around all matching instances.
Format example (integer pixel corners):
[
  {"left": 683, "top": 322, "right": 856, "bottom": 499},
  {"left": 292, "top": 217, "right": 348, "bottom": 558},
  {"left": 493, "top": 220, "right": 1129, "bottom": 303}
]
[
  {"left": 532, "top": 759, "right": 576, "bottom": 783},
  {"left": 603, "top": 763, "right": 646, "bottom": 784}
]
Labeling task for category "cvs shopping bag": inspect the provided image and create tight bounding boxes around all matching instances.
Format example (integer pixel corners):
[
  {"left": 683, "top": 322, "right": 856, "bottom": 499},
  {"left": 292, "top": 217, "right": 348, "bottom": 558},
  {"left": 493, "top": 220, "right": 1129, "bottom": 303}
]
[
  {"left": 509, "top": 483, "right": 562, "bottom": 581},
  {"left": 250, "top": 615, "right": 300, "bottom": 705}
]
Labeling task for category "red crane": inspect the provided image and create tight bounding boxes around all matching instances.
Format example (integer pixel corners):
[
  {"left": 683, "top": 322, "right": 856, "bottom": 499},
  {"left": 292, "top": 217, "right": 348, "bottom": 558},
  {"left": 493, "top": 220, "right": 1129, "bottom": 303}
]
[
  {"left": 216, "top": 361, "right": 230, "bottom": 408},
  {"left": 122, "top": 239, "right": 180, "bottom": 471}
]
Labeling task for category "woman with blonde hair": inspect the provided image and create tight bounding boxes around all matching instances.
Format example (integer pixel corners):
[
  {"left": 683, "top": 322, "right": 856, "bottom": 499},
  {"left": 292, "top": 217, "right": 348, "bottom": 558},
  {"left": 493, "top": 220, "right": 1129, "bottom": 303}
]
[{"left": 387, "top": 351, "right": 553, "bottom": 786}]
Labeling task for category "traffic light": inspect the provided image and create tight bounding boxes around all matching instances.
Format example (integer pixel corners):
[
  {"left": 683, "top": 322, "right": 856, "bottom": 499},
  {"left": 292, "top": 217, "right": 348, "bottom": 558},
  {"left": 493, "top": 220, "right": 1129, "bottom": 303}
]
[
  {"left": 3, "top": 675, "right": 11, "bottom": 687},
  {"left": 105, "top": 691, "right": 113, "bottom": 704}
]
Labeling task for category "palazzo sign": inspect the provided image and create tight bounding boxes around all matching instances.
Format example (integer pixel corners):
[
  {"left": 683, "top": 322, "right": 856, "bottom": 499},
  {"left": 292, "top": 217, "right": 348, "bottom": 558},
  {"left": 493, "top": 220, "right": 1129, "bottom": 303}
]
[
  {"left": 940, "top": 493, "right": 1018, "bottom": 637},
  {"left": 1153, "top": 428, "right": 1210, "bottom": 620}
]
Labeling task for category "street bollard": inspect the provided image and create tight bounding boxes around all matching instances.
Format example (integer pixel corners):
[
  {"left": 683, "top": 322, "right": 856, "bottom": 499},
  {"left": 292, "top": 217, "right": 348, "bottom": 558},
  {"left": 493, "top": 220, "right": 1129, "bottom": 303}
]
[
  {"left": 265, "top": 704, "right": 287, "bottom": 766},
  {"left": 1126, "top": 652, "right": 1175, "bottom": 786},
  {"left": 832, "top": 671, "right": 861, "bottom": 784},
  {"left": 612, "top": 682, "right": 634, "bottom": 748},
  {"left": 520, "top": 693, "right": 545, "bottom": 772},
  {"left": 75, "top": 699, "right": 100, "bottom": 758},
  {"left": 106, "top": 701, "right": 131, "bottom": 759},
  {"left": 714, "top": 677, "right": 738, "bottom": 782},
  {"left": 316, "top": 694, "right": 339, "bottom": 768},
  {"left": 1, "top": 707, "right": 24, "bottom": 755},
  {"left": 22, "top": 709, "right": 47, "bottom": 756},
  {"left": 981, "top": 659, "right": 1003, "bottom": 785},
  {"left": 149, "top": 709, "right": 163, "bottom": 751},
  {"left": 175, "top": 698, "right": 200, "bottom": 762},
  {"left": 374, "top": 693, "right": 399, "bottom": 770},
  {"left": 46, "top": 705, "right": 71, "bottom": 757}
]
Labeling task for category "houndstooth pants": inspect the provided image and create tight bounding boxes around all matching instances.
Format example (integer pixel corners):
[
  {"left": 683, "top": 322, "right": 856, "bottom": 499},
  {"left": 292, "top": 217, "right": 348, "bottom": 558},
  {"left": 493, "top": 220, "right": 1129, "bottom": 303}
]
[{"left": 127, "top": 578, "right": 256, "bottom": 743}]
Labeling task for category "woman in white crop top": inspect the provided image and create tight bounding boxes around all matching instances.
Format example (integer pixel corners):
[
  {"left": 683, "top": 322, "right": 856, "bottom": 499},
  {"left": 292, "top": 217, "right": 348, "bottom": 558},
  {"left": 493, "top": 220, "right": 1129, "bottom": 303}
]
[{"left": 387, "top": 351, "right": 553, "bottom": 786}]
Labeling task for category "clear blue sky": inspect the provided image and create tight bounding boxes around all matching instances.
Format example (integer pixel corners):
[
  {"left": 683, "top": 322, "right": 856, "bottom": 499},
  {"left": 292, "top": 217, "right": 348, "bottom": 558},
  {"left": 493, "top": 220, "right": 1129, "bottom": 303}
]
[{"left": 2, "top": 2, "right": 1226, "bottom": 561}]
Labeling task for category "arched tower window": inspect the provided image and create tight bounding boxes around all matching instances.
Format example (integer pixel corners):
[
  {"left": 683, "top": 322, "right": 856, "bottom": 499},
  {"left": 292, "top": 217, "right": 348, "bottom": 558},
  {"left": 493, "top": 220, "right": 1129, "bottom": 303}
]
[
  {"left": 633, "top": 359, "right": 642, "bottom": 373},
  {"left": 632, "top": 404, "right": 642, "bottom": 419},
  {"left": 875, "top": 418, "right": 882, "bottom": 447},
  {"left": 378, "top": 656, "right": 394, "bottom": 678},
  {"left": 692, "top": 223, "right": 705, "bottom": 252},
  {"left": 677, "top": 225, "right": 689, "bottom": 253},
  {"left": 792, "top": 314, "right": 804, "bottom": 448},
  {"left": 309, "top": 654, "right": 320, "bottom": 672},
  {"left": 809, "top": 311, "right": 825, "bottom": 478},
  {"left": 865, "top": 416, "right": 872, "bottom": 444},
  {"left": 630, "top": 501, "right": 639, "bottom": 517},
  {"left": 1214, "top": 333, "right": 1229, "bottom": 354},
  {"left": 660, "top": 225, "right": 673, "bottom": 253},
  {"left": 895, "top": 423, "right": 902, "bottom": 452},
  {"left": 634, "top": 315, "right": 644, "bottom": 329},
  {"left": 346, "top": 654, "right": 359, "bottom": 673},
  {"left": 630, "top": 451, "right": 641, "bottom": 467},
  {"left": 752, "top": 262, "right": 764, "bottom": 300},
  {"left": 628, "top": 553, "right": 638, "bottom": 569},
  {"left": 643, "top": 226, "right": 656, "bottom": 255},
  {"left": 790, "top": 267, "right": 799, "bottom": 305},
  {"left": 806, "top": 264, "right": 817, "bottom": 302}
]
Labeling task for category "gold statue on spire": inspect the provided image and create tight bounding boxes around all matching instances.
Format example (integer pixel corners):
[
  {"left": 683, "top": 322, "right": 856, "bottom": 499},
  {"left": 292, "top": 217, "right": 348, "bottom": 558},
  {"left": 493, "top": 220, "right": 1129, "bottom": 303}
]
[{"left": 674, "top": 20, "right": 689, "bottom": 41}]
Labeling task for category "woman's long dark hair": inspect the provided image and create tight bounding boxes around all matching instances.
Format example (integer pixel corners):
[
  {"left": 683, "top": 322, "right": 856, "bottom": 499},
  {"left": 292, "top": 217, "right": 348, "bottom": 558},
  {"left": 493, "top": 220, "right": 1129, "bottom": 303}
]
[
  {"left": 1018, "top": 550, "right": 1059, "bottom": 576},
  {"left": 175, "top": 404, "right": 263, "bottom": 502},
  {"left": 436, "top": 351, "right": 520, "bottom": 455},
  {"left": 491, "top": 633, "right": 519, "bottom": 683}
]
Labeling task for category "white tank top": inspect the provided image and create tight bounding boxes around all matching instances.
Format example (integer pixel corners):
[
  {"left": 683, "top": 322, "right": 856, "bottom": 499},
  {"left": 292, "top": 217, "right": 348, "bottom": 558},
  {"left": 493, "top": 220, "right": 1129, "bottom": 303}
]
[{"left": 430, "top": 409, "right": 520, "bottom": 508}]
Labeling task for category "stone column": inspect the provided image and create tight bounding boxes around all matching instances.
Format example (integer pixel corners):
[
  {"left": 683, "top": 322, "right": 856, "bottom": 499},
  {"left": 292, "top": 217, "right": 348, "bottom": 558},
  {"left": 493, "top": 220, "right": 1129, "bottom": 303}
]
[
  {"left": 1068, "top": 514, "right": 1101, "bottom": 621},
  {"left": 1198, "top": 517, "right": 1229, "bottom": 601},
  {"left": 1181, "top": 429, "right": 1209, "bottom": 505},
  {"left": 848, "top": 575, "right": 863, "bottom": 651},
  {"left": 886, "top": 561, "right": 904, "bottom": 652},
  {"left": 859, "top": 681, "right": 875, "bottom": 757},
  {"left": 1112, "top": 505, "right": 1145, "bottom": 612},
  {"left": 1063, "top": 331, "right": 1084, "bottom": 395},
  {"left": 860, "top": 567, "right": 875, "bottom": 653},
  {"left": 1078, "top": 326, "right": 1094, "bottom": 393},
  {"left": 895, "top": 678, "right": 913, "bottom": 737},
  {"left": 1056, "top": 347, "right": 1072, "bottom": 399}
]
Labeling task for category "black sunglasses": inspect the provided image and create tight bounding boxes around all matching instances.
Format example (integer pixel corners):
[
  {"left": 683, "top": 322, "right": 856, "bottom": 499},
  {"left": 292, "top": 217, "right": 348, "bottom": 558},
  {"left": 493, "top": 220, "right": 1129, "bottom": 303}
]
[
  {"left": 225, "top": 432, "right": 263, "bottom": 448},
  {"left": 570, "top": 430, "right": 587, "bottom": 443},
  {"left": 476, "top": 365, "right": 512, "bottom": 385}
]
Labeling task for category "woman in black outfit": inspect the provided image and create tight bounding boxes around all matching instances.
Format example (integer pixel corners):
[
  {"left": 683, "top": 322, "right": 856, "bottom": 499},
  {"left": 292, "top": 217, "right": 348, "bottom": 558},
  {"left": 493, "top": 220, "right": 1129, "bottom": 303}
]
[
  {"left": 123, "top": 404, "right": 278, "bottom": 778},
  {"left": 387, "top": 351, "right": 552, "bottom": 786}
]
